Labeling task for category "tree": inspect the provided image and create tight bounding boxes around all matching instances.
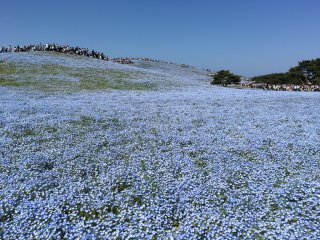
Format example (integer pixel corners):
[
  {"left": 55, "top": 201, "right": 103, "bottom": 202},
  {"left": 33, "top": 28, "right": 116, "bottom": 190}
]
[
  {"left": 289, "top": 58, "right": 320, "bottom": 84},
  {"left": 251, "top": 72, "right": 304, "bottom": 85},
  {"left": 210, "top": 70, "right": 241, "bottom": 86},
  {"left": 252, "top": 58, "right": 320, "bottom": 85}
]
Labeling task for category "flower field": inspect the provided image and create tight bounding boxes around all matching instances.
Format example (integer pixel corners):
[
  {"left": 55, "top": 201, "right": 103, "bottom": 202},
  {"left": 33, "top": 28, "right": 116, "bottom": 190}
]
[{"left": 0, "top": 52, "right": 320, "bottom": 239}]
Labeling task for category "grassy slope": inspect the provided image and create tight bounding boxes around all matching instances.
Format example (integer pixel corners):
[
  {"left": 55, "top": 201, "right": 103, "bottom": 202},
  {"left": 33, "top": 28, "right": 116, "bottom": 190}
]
[
  {"left": 0, "top": 61, "right": 156, "bottom": 92},
  {"left": 0, "top": 52, "right": 209, "bottom": 93}
]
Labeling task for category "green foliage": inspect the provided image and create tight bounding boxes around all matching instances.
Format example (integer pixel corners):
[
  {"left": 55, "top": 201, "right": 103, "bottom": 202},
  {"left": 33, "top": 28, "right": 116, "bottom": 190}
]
[
  {"left": 289, "top": 58, "right": 320, "bottom": 84},
  {"left": 210, "top": 70, "right": 241, "bottom": 86},
  {"left": 251, "top": 72, "right": 304, "bottom": 85},
  {"left": 252, "top": 58, "right": 320, "bottom": 85}
]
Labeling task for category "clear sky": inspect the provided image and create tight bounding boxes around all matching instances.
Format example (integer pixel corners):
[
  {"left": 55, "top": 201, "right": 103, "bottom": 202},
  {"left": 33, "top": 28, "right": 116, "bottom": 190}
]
[{"left": 1, "top": 0, "right": 320, "bottom": 76}]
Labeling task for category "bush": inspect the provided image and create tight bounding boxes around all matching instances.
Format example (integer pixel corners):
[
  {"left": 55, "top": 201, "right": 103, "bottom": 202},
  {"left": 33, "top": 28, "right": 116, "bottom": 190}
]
[{"left": 211, "top": 70, "right": 241, "bottom": 86}]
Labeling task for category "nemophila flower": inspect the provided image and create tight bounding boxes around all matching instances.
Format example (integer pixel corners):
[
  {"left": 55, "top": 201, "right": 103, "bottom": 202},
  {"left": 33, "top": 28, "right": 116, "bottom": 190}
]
[{"left": 1, "top": 52, "right": 320, "bottom": 239}]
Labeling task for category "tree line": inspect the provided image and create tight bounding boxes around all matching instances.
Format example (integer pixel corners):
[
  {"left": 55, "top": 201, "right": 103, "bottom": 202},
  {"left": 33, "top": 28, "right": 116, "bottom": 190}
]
[
  {"left": 251, "top": 58, "right": 320, "bottom": 85},
  {"left": 210, "top": 58, "right": 320, "bottom": 86}
]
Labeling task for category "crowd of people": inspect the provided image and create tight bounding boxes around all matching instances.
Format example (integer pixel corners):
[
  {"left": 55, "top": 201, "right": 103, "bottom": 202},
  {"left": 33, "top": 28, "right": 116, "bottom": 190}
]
[
  {"left": 112, "top": 57, "right": 134, "bottom": 64},
  {"left": 0, "top": 43, "right": 110, "bottom": 61},
  {"left": 0, "top": 44, "right": 183, "bottom": 66},
  {"left": 130, "top": 57, "right": 192, "bottom": 68},
  {"left": 242, "top": 82, "right": 320, "bottom": 92},
  {"left": 0, "top": 43, "right": 196, "bottom": 67},
  {"left": 132, "top": 57, "right": 175, "bottom": 65}
]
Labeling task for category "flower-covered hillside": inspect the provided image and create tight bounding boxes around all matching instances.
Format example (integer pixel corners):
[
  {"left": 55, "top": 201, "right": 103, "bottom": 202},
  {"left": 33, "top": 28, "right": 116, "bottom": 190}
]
[
  {"left": 0, "top": 52, "right": 208, "bottom": 92},
  {"left": 0, "top": 52, "right": 320, "bottom": 239}
]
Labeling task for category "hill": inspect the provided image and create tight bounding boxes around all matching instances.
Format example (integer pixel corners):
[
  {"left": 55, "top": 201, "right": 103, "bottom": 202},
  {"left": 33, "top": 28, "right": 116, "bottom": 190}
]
[
  {"left": 1, "top": 51, "right": 320, "bottom": 239},
  {"left": 0, "top": 51, "right": 209, "bottom": 93}
]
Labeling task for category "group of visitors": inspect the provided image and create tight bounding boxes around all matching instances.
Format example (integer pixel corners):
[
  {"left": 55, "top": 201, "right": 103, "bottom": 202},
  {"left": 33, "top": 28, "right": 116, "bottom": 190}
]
[
  {"left": 263, "top": 83, "right": 319, "bottom": 92},
  {"left": 112, "top": 57, "right": 134, "bottom": 64},
  {"left": 0, "top": 43, "right": 109, "bottom": 61},
  {"left": 245, "top": 83, "right": 320, "bottom": 92},
  {"left": 1, "top": 43, "right": 193, "bottom": 67},
  {"left": 132, "top": 57, "right": 174, "bottom": 65}
]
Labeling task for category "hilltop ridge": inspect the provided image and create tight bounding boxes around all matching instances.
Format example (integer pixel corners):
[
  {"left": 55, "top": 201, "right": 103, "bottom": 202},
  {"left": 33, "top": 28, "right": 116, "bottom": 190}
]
[
  {"left": 0, "top": 47, "right": 210, "bottom": 93},
  {"left": 0, "top": 43, "right": 204, "bottom": 69}
]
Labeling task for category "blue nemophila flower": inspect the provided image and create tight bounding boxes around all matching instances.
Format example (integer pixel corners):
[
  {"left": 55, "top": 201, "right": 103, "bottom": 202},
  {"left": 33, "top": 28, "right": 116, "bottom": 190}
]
[{"left": 1, "top": 52, "right": 320, "bottom": 239}]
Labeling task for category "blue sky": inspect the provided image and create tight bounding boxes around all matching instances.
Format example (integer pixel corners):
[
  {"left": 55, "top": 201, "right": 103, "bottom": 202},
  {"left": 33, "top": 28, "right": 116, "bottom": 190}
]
[{"left": 1, "top": 0, "right": 320, "bottom": 76}]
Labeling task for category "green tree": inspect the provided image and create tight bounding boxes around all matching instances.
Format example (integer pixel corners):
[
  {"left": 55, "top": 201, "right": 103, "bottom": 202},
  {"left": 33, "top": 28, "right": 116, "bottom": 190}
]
[
  {"left": 289, "top": 58, "right": 320, "bottom": 84},
  {"left": 252, "top": 58, "right": 320, "bottom": 85},
  {"left": 211, "top": 70, "right": 241, "bottom": 86},
  {"left": 252, "top": 72, "right": 304, "bottom": 85}
]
